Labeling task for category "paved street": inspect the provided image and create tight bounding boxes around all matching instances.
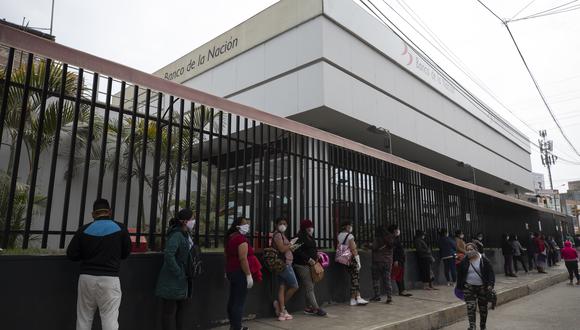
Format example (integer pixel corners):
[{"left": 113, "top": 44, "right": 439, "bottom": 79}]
[{"left": 443, "top": 280, "right": 580, "bottom": 330}]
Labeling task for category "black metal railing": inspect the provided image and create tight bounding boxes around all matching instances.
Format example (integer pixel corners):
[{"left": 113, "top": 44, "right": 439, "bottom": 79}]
[{"left": 0, "top": 38, "right": 573, "bottom": 252}]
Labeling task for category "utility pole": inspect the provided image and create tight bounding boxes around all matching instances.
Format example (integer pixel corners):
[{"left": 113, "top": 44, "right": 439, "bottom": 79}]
[{"left": 539, "top": 130, "right": 557, "bottom": 190}]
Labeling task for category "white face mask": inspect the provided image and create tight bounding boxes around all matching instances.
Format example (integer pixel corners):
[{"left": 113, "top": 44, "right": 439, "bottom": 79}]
[
  {"left": 186, "top": 220, "right": 196, "bottom": 231},
  {"left": 460, "top": 234, "right": 464, "bottom": 239},
  {"left": 278, "top": 225, "right": 287, "bottom": 232},
  {"left": 238, "top": 224, "right": 250, "bottom": 235},
  {"left": 306, "top": 228, "right": 314, "bottom": 236},
  {"left": 395, "top": 229, "right": 401, "bottom": 237}
]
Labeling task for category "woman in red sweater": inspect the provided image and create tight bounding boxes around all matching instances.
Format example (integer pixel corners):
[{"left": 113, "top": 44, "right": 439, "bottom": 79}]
[{"left": 561, "top": 240, "right": 580, "bottom": 285}]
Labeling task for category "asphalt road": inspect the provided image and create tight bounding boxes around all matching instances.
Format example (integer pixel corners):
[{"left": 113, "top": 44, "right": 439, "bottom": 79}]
[{"left": 443, "top": 280, "right": 580, "bottom": 330}]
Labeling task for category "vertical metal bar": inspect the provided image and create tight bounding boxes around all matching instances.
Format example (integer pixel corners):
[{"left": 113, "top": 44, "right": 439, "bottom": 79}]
[
  {"left": 110, "top": 81, "right": 126, "bottom": 215},
  {"left": 233, "top": 116, "right": 240, "bottom": 217},
  {"left": 273, "top": 128, "right": 279, "bottom": 222},
  {"left": 316, "top": 140, "right": 322, "bottom": 241},
  {"left": 204, "top": 108, "right": 214, "bottom": 248},
  {"left": 298, "top": 135, "right": 305, "bottom": 221},
  {"left": 59, "top": 67, "right": 83, "bottom": 248},
  {"left": 304, "top": 137, "right": 309, "bottom": 220},
  {"left": 148, "top": 93, "right": 164, "bottom": 250},
  {"left": 77, "top": 72, "right": 99, "bottom": 230},
  {"left": 242, "top": 118, "right": 249, "bottom": 217},
  {"left": 161, "top": 96, "right": 174, "bottom": 248},
  {"left": 135, "top": 89, "right": 151, "bottom": 249},
  {"left": 248, "top": 120, "right": 256, "bottom": 246},
  {"left": 322, "top": 142, "right": 329, "bottom": 248},
  {"left": 22, "top": 58, "right": 52, "bottom": 248},
  {"left": 292, "top": 133, "right": 298, "bottom": 234},
  {"left": 174, "top": 99, "right": 185, "bottom": 214},
  {"left": 185, "top": 102, "right": 195, "bottom": 209},
  {"left": 0, "top": 48, "right": 15, "bottom": 150},
  {"left": 41, "top": 63, "right": 68, "bottom": 248},
  {"left": 257, "top": 124, "right": 264, "bottom": 246},
  {"left": 286, "top": 132, "right": 291, "bottom": 227},
  {"left": 96, "top": 77, "right": 113, "bottom": 198},
  {"left": 265, "top": 125, "right": 272, "bottom": 229},
  {"left": 280, "top": 130, "right": 285, "bottom": 220},
  {"left": 214, "top": 111, "right": 223, "bottom": 248},
  {"left": 223, "top": 113, "right": 232, "bottom": 237},
  {"left": 3, "top": 53, "right": 34, "bottom": 249},
  {"left": 194, "top": 106, "right": 205, "bottom": 243},
  {"left": 122, "top": 85, "right": 139, "bottom": 227}
]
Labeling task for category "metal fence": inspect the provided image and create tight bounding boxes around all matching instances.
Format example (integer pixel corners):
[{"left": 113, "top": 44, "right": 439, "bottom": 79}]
[{"left": 0, "top": 26, "right": 573, "bottom": 251}]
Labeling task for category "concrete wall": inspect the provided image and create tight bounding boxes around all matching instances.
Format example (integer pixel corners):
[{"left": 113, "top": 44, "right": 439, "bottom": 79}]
[{"left": 0, "top": 249, "right": 525, "bottom": 330}]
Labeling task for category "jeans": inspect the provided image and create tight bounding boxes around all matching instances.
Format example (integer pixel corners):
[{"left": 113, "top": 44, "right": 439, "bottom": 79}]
[
  {"left": 442, "top": 257, "right": 457, "bottom": 282},
  {"left": 227, "top": 270, "right": 248, "bottom": 330},
  {"left": 161, "top": 299, "right": 185, "bottom": 330},
  {"left": 294, "top": 264, "right": 319, "bottom": 309},
  {"left": 278, "top": 264, "right": 299, "bottom": 288}
]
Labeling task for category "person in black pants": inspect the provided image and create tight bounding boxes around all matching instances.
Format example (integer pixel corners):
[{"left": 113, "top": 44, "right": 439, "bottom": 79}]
[
  {"left": 438, "top": 228, "right": 457, "bottom": 286},
  {"left": 525, "top": 232, "right": 537, "bottom": 270},
  {"left": 392, "top": 230, "right": 412, "bottom": 297},
  {"left": 510, "top": 234, "right": 528, "bottom": 273},
  {"left": 501, "top": 234, "right": 517, "bottom": 277},
  {"left": 415, "top": 230, "right": 437, "bottom": 290}
]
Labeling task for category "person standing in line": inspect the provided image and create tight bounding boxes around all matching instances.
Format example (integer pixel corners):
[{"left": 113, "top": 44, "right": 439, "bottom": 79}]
[
  {"left": 455, "top": 230, "right": 467, "bottom": 264},
  {"left": 370, "top": 225, "right": 395, "bottom": 303},
  {"left": 501, "top": 234, "right": 517, "bottom": 277},
  {"left": 510, "top": 234, "right": 528, "bottom": 274},
  {"left": 225, "top": 217, "right": 262, "bottom": 330},
  {"left": 472, "top": 232, "right": 485, "bottom": 256},
  {"left": 155, "top": 209, "right": 196, "bottom": 330},
  {"left": 292, "top": 219, "right": 327, "bottom": 316},
  {"left": 337, "top": 221, "right": 369, "bottom": 306},
  {"left": 547, "top": 236, "right": 560, "bottom": 267},
  {"left": 526, "top": 232, "right": 537, "bottom": 271},
  {"left": 414, "top": 230, "right": 437, "bottom": 290},
  {"left": 456, "top": 242, "right": 495, "bottom": 330},
  {"left": 66, "top": 198, "right": 132, "bottom": 330},
  {"left": 438, "top": 228, "right": 457, "bottom": 286},
  {"left": 534, "top": 233, "right": 548, "bottom": 273},
  {"left": 272, "top": 217, "right": 300, "bottom": 321},
  {"left": 392, "top": 228, "right": 412, "bottom": 297},
  {"left": 561, "top": 240, "right": 580, "bottom": 285}
]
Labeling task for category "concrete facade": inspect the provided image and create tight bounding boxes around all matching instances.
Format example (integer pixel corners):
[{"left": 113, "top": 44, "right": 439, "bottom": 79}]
[{"left": 154, "top": 0, "right": 533, "bottom": 194}]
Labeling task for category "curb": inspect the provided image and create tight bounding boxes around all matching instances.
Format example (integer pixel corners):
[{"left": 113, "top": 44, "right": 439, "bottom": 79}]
[{"left": 367, "top": 270, "right": 568, "bottom": 330}]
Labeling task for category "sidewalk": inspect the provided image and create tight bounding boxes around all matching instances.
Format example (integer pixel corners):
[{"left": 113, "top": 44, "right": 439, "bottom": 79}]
[{"left": 212, "top": 264, "right": 568, "bottom": 330}]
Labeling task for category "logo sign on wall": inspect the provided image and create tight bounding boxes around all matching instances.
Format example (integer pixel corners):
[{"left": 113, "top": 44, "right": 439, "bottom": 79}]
[
  {"left": 538, "top": 220, "right": 542, "bottom": 231},
  {"left": 465, "top": 213, "right": 471, "bottom": 222}
]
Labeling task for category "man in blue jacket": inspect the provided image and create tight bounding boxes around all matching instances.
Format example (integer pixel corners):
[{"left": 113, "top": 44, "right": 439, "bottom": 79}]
[{"left": 67, "top": 198, "right": 132, "bottom": 330}]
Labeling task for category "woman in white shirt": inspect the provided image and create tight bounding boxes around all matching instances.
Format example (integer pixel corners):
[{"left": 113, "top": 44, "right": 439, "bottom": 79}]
[
  {"left": 456, "top": 242, "right": 495, "bottom": 330},
  {"left": 336, "top": 221, "right": 368, "bottom": 306}
]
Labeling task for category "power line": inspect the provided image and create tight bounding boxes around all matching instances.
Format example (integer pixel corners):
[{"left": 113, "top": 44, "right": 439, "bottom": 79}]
[
  {"left": 511, "top": 4, "right": 580, "bottom": 22},
  {"left": 516, "top": 0, "right": 579, "bottom": 19},
  {"left": 359, "top": 0, "right": 580, "bottom": 166},
  {"left": 475, "top": 0, "right": 580, "bottom": 158},
  {"left": 511, "top": 0, "right": 538, "bottom": 20}
]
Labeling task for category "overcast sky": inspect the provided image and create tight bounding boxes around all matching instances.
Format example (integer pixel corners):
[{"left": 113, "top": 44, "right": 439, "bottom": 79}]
[{"left": 2, "top": 0, "right": 580, "bottom": 192}]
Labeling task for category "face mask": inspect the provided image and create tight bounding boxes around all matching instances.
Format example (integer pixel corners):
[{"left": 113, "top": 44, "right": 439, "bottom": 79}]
[
  {"left": 347, "top": 227, "right": 353, "bottom": 233},
  {"left": 306, "top": 228, "right": 314, "bottom": 236},
  {"left": 460, "top": 234, "right": 464, "bottom": 239},
  {"left": 466, "top": 250, "right": 478, "bottom": 258},
  {"left": 395, "top": 229, "right": 401, "bottom": 237},
  {"left": 186, "top": 220, "right": 195, "bottom": 231},
  {"left": 506, "top": 236, "right": 510, "bottom": 240},
  {"left": 238, "top": 224, "right": 250, "bottom": 235},
  {"left": 278, "top": 225, "right": 287, "bottom": 232},
  {"left": 477, "top": 236, "right": 483, "bottom": 240}
]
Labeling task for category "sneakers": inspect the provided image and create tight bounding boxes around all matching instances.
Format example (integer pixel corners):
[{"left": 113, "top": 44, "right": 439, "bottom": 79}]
[
  {"left": 350, "top": 298, "right": 358, "bottom": 306},
  {"left": 315, "top": 308, "right": 327, "bottom": 316},
  {"left": 273, "top": 301, "right": 280, "bottom": 317},
  {"left": 356, "top": 296, "right": 369, "bottom": 305},
  {"left": 385, "top": 298, "right": 392, "bottom": 304},
  {"left": 304, "top": 307, "right": 316, "bottom": 315},
  {"left": 370, "top": 295, "right": 381, "bottom": 302},
  {"left": 399, "top": 292, "right": 413, "bottom": 297}
]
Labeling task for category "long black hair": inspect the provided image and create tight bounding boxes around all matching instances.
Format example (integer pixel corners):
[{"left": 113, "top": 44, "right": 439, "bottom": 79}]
[{"left": 225, "top": 217, "right": 246, "bottom": 245}]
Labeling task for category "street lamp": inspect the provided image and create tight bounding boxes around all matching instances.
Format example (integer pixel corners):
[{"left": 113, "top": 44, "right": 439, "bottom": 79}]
[
  {"left": 367, "top": 125, "right": 392, "bottom": 154},
  {"left": 457, "top": 161, "right": 476, "bottom": 185}
]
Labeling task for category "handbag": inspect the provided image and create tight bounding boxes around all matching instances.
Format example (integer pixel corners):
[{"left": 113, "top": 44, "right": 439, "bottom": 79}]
[
  {"left": 263, "top": 232, "right": 286, "bottom": 274},
  {"left": 310, "top": 262, "right": 325, "bottom": 283},
  {"left": 335, "top": 233, "right": 352, "bottom": 265},
  {"left": 468, "top": 260, "right": 497, "bottom": 309}
]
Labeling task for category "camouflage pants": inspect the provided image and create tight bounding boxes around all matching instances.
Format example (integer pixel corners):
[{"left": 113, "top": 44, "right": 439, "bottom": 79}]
[
  {"left": 464, "top": 284, "right": 489, "bottom": 329},
  {"left": 372, "top": 260, "right": 393, "bottom": 299},
  {"left": 347, "top": 258, "right": 360, "bottom": 296}
]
